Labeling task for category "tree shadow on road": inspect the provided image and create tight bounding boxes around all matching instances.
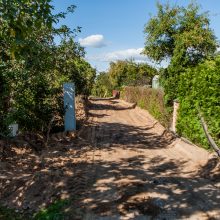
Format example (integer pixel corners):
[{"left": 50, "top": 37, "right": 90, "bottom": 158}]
[
  {"left": 78, "top": 153, "right": 220, "bottom": 219},
  {"left": 77, "top": 113, "right": 220, "bottom": 219},
  {"left": 0, "top": 121, "right": 219, "bottom": 219},
  {"left": 1, "top": 100, "right": 220, "bottom": 219},
  {"left": 80, "top": 120, "right": 171, "bottom": 151}
]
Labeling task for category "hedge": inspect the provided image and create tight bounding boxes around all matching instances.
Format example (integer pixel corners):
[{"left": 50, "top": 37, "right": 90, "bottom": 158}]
[
  {"left": 121, "top": 86, "right": 171, "bottom": 128},
  {"left": 177, "top": 57, "right": 220, "bottom": 149}
]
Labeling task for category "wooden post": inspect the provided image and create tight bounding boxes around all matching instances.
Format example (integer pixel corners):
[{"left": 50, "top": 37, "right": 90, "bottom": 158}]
[
  {"left": 198, "top": 110, "right": 220, "bottom": 157},
  {"left": 63, "top": 83, "right": 76, "bottom": 131}
]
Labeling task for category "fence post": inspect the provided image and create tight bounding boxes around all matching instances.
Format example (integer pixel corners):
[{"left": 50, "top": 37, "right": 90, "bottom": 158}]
[
  {"left": 152, "top": 75, "right": 160, "bottom": 89},
  {"left": 63, "top": 83, "right": 76, "bottom": 131},
  {"left": 172, "top": 100, "right": 179, "bottom": 133},
  {"left": 8, "top": 123, "right": 18, "bottom": 137}
]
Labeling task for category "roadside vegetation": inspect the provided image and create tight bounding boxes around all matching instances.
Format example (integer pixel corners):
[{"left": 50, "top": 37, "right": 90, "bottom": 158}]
[
  {"left": 0, "top": 0, "right": 219, "bottom": 219},
  {"left": 0, "top": 1, "right": 96, "bottom": 218},
  {"left": 177, "top": 57, "right": 220, "bottom": 148},
  {"left": 0, "top": 0, "right": 96, "bottom": 136},
  {"left": 121, "top": 86, "right": 170, "bottom": 127},
  {"left": 92, "top": 60, "right": 157, "bottom": 97},
  {"left": 142, "top": 1, "right": 219, "bottom": 149},
  {"left": 94, "top": 1, "right": 219, "bottom": 149}
]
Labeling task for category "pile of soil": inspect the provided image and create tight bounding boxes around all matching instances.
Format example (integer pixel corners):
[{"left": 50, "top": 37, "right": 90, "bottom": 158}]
[
  {"left": 0, "top": 139, "right": 94, "bottom": 214},
  {"left": 0, "top": 96, "right": 92, "bottom": 216},
  {"left": 0, "top": 96, "right": 88, "bottom": 158}
]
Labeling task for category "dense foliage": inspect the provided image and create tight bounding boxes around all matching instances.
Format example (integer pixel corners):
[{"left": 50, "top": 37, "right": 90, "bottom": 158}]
[
  {"left": 177, "top": 56, "right": 220, "bottom": 148},
  {"left": 142, "top": 1, "right": 219, "bottom": 149},
  {"left": 121, "top": 86, "right": 170, "bottom": 127},
  {"left": 108, "top": 60, "right": 157, "bottom": 88},
  {"left": 92, "top": 60, "right": 157, "bottom": 97},
  {"left": 143, "top": 2, "right": 217, "bottom": 104},
  {"left": 92, "top": 72, "right": 113, "bottom": 97},
  {"left": 0, "top": 0, "right": 96, "bottom": 135}
]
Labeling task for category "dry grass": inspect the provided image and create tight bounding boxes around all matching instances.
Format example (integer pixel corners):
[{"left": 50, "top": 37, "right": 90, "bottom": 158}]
[{"left": 121, "top": 86, "right": 171, "bottom": 128}]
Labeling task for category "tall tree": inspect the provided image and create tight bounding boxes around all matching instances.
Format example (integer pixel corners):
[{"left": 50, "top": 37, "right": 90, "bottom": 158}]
[
  {"left": 143, "top": 2, "right": 217, "bottom": 103},
  {"left": 0, "top": 1, "right": 96, "bottom": 134},
  {"left": 108, "top": 60, "right": 156, "bottom": 89}
]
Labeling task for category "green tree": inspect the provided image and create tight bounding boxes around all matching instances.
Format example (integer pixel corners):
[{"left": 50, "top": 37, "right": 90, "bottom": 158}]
[
  {"left": 0, "top": 0, "right": 56, "bottom": 133},
  {"left": 108, "top": 60, "right": 130, "bottom": 89},
  {"left": 143, "top": 2, "right": 217, "bottom": 103},
  {"left": 136, "top": 62, "right": 157, "bottom": 85},
  {"left": 92, "top": 60, "right": 157, "bottom": 98},
  {"left": 0, "top": 0, "right": 55, "bottom": 60},
  {"left": 0, "top": 1, "right": 96, "bottom": 134},
  {"left": 177, "top": 56, "right": 220, "bottom": 148},
  {"left": 108, "top": 60, "right": 156, "bottom": 89},
  {"left": 92, "top": 72, "right": 113, "bottom": 97},
  {"left": 54, "top": 38, "right": 95, "bottom": 95}
]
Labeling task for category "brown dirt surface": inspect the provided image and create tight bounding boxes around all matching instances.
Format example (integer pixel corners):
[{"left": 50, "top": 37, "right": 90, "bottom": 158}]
[
  {"left": 0, "top": 98, "right": 220, "bottom": 220},
  {"left": 79, "top": 98, "right": 220, "bottom": 219},
  {"left": 0, "top": 97, "right": 90, "bottom": 215}
]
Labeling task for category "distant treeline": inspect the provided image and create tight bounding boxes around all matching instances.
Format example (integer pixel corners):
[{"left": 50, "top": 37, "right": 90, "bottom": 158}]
[{"left": 92, "top": 60, "right": 157, "bottom": 97}]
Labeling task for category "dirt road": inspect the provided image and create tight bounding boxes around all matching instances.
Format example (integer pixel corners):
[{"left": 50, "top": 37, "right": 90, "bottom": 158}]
[
  {"left": 79, "top": 98, "right": 220, "bottom": 220},
  {"left": 1, "top": 98, "right": 219, "bottom": 219}
]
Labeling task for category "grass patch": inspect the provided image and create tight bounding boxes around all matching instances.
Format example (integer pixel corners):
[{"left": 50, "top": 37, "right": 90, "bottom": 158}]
[
  {"left": 0, "top": 200, "right": 72, "bottom": 220},
  {"left": 33, "top": 200, "right": 70, "bottom": 220},
  {"left": 0, "top": 205, "right": 27, "bottom": 220}
]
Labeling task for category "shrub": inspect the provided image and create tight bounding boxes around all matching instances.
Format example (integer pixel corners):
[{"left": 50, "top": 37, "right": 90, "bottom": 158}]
[
  {"left": 34, "top": 200, "right": 70, "bottom": 220},
  {"left": 177, "top": 56, "right": 220, "bottom": 148},
  {"left": 92, "top": 72, "right": 113, "bottom": 97},
  {"left": 0, "top": 2, "right": 96, "bottom": 135},
  {"left": 121, "top": 86, "right": 171, "bottom": 127}
]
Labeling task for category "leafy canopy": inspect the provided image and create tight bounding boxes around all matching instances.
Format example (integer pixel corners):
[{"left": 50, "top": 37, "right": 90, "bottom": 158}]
[
  {"left": 0, "top": 1, "right": 96, "bottom": 134},
  {"left": 108, "top": 60, "right": 157, "bottom": 89},
  {"left": 143, "top": 2, "right": 217, "bottom": 103},
  {"left": 92, "top": 60, "right": 157, "bottom": 97},
  {"left": 143, "top": 2, "right": 217, "bottom": 66}
]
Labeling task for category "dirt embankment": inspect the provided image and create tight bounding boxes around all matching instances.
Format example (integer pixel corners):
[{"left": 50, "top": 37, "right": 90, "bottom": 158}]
[{"left": 0, "top": 97, "right": 91, "bottom": 217}]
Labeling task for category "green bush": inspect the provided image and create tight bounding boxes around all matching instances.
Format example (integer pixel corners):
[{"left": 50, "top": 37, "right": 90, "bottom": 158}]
[
  {"left": 92, "top": 72, "right": 113, "bottom": 97},
  {"left": 121, "top": 86, "right": 171, "bottom": 127},
  {"left": 0, "top": 2, "right": 96, "bottom": 135},
  {"left": 177, "top": 56, "right": 220, "bottom": 148},
  {"left": 34, "top": 200, "right": 70, "bottom": 220},
  {"left": 92, "top": 60, "right": 157, "bottom": 98}
]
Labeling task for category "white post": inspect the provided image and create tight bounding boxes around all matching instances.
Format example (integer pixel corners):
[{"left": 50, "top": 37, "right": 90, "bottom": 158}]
[
  {"left": 8, "top": 123, "right": 18, "bottom": 137},
  {"left": 172, "top": 100, "right": 179, "bottom": 133},
  {"left": 63, "top": 83, "right": 76, "bottom": 131}
]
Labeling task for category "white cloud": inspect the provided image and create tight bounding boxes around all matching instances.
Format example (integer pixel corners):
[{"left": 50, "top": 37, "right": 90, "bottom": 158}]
[
  {"left": 217, "top": 47, "right": 220, "bottom": 52},
  {"left": 106, "top": 48, "right": 145, "bottom": 61},
  {"left": 79, "top": 34, "right": 107, "bottom": 48},
  {"left": 86, "top": 48, "right": 170, "bottom": 71},
  {"left": 89, "top": 48, "right": 146, "bottom": 62}
]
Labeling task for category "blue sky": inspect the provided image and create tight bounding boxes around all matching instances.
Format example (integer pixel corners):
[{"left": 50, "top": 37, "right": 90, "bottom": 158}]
[{"left": 52, "top": 0, "right": 220, "bottom": 72}]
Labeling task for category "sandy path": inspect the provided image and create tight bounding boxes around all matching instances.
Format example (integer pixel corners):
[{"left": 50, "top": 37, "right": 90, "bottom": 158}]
[{"left": 79, "top": 99, "right": 220, "bottom": 220}]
